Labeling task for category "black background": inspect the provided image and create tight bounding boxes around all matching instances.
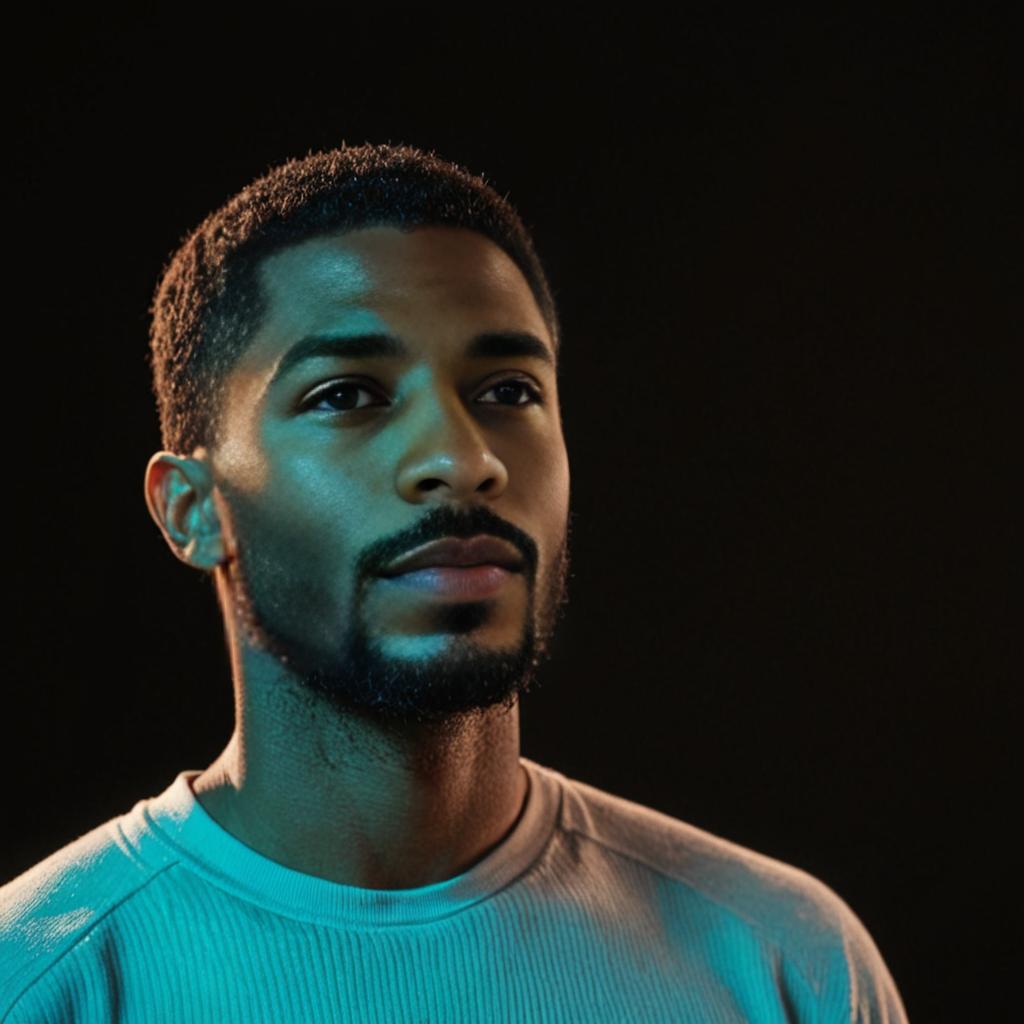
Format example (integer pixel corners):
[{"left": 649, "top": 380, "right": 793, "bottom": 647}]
[{"left": 9, "top": 12, "right": 1014, "bottom": 1021}]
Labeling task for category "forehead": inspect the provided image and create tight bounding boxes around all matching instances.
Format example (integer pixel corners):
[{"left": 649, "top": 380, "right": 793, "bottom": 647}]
[{"left": 250, "top": 225, "right": 552, "bottom": 354}]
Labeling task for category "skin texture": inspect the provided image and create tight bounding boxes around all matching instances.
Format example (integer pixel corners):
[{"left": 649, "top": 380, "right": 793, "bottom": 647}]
[{"left": 144, "top": 226, "right": 572, "bottom": 889}]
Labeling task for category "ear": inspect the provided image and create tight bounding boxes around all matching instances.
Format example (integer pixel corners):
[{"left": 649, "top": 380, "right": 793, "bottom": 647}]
[{"left": 144, "top": 449, "right": 228, "bottom": 570}]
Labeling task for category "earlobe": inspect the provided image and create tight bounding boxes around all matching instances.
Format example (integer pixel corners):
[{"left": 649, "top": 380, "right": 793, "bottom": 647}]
[{"left": 144, "top": 451, "right": 227, "bottom": 570}]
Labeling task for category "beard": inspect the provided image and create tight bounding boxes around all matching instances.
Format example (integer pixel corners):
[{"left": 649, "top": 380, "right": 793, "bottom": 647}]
[{"left": 220, "top": 499, "right": 572, "bottom": 729}]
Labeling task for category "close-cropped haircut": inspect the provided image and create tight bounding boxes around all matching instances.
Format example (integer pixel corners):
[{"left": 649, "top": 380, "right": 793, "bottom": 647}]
[{"left": 148, "top": 143, "right": 560, "bottom": 455}]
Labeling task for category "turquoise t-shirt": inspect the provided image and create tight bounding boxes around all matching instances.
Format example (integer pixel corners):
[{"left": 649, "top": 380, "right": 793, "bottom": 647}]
[{"left": 1, "top": 757, "right": 907, "bottom": 1022}]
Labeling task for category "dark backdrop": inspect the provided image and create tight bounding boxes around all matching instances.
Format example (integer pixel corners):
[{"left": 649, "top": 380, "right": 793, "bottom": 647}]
[{"left": 9, "top": 12, "right": 1013, "bottom": 1021}]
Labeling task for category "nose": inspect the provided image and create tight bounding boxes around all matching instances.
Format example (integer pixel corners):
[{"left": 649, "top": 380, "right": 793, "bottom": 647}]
[{"left": 394, "top": 386, "right": 509, "bottom": 503}]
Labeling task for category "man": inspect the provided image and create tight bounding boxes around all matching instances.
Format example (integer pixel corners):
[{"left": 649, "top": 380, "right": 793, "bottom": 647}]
[{"left": 1, "top": 143, "right": 908, "bottom": 1021}]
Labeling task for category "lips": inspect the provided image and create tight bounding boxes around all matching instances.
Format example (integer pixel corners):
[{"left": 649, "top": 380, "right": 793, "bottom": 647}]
[{"left": 379, "top": 535, "right": 525, "bottom": 578}]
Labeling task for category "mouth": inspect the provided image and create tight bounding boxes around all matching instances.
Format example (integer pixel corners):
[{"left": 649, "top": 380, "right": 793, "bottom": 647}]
[
  {"left": 376, "top": 564, "right": 518, "bottom": 599},
  {"left": 379, "top": 534, "right": 525, "bottom": 578}
]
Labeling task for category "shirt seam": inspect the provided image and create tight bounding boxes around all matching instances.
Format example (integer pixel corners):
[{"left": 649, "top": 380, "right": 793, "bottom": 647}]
[
  {"left": 2, "top": 859, "right": 180, "bottom": 1021},
  {"left": 559, "top": 821, "right": 844, "bottom": 1008}
]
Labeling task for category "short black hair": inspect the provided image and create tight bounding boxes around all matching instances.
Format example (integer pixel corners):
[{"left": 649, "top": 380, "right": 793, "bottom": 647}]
[{"left": 148, "top": 143, "right": 560, "bottom": 455}]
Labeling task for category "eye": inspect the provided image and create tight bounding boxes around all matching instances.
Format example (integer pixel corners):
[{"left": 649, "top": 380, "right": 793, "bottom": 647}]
[
  {"left": 302, "top": 380, "right": 384, "bottom": 413},
  {"left": 477, "top": 378, "right": 544, "bottom": 407}
]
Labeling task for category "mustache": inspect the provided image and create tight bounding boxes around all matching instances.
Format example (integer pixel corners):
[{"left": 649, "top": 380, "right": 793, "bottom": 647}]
[{"left": 365, "top": 505, "right": 538, "bottom": 581}]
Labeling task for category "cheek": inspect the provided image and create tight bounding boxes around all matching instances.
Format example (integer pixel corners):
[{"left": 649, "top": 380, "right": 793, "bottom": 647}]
[
  {"left": 229, "top": 441, "right": 392, "bottom": 589},
  {"left": 541, "top": 446, "right": 572, "bottom": 566},
  {"left": 527, "top": 437, "right": 570, "bottom": 518},
  {"left": 227, "top": 493, "right": 362, "bottom": 655},
  {"left": 265, "top": 432, "right": 388, "bottom": 519},
  {"left": 221, "top": 471, "right": 349, "bottom": 609}
]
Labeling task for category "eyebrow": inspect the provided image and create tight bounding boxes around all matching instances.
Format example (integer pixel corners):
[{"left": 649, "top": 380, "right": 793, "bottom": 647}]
[{"left": 268, "top": 329, "right": 556, "bottom": 389}]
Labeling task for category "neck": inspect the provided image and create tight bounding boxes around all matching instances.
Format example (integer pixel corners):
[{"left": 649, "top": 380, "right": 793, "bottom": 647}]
[{"left": 192, "top": 646, "right": 528, "bottom": 890}]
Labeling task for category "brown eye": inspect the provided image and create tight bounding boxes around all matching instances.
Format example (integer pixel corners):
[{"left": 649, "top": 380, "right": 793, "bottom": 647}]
[
  {"left": 477, "top": 379, "right": 543, "bottom": 407},
  {"left": 304, "top": 381, "right": 384, "bottom": 413}
]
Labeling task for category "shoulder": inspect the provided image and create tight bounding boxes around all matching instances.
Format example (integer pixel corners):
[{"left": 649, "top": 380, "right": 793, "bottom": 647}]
[
  {"left": 559, "top": 772, "right": 846, "bottom": 947},
  {"left": 547, "top": 766, "right": 907, "bottom": 1020},
  {"left": 0, "top": 812, "right": 174, "bottom": 1015}
]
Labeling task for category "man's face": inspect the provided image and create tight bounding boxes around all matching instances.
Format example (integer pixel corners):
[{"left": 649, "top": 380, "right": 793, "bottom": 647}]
[{"left": 209, "top": 226, "right": 571, "bottom": 725}]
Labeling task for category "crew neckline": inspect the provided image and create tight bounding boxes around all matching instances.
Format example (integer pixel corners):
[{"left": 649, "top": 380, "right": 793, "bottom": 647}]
[{"left": 123, "top": 756, "right": 562, "bottom": 929}]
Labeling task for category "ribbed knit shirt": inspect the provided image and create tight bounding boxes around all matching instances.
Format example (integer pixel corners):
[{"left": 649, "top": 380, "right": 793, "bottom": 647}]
[{"left": 1, "top": 757, "right": 907, "bottom": 1022}]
